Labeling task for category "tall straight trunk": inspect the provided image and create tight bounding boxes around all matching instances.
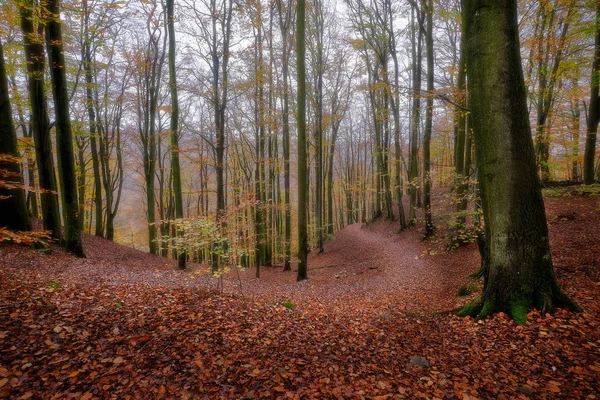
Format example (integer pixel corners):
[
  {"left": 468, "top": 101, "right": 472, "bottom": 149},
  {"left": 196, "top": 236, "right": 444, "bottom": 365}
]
[
  {"left": 19, "top": 1, "right": 61, "bottom": 238},
  {"left": 146, "top": 79, "right": 159, "bottom": 256},
  {"left": 461, "top": 0, "right": 578, "bottom": 323},
  {"left": 454, "top": 20, "right": 468, "bottom": 230},
  {"left": 409, "top": 6, "right": 423, "bottom": 224},
  {"left": 570, "top": 78, "right": 580, "bottom": 182},
  {"left": 211, "top": 0, "right": 233, "bottom": 272},
  {"left": 45, "top": 0, "right": 85, "bottom": 257},
  {"left": 166, "top": 0, "right": 185, "bottom": 269},
  {"left": 253, "top": 2, "right": 266, "bottom": 276},
  {"left": 381, "top": 68, "right": 393, "bottom": 220},
  {"left": 314, "top": 0, "right": 324, "bottom": 253},
  {"left": 390, "top": 54, "right": 406, "bottom": 231},
  {"left": 297, "top": 0, "right": 308, "bottom": 281},
  {"left": 583, "top": 2, "right": 600, "bottom": 185},
  {"left": 277, "top": 0, "right": 292, "bottom": 271},
  {"left": 82, "top": 2, "right": 104, "bottom": 237},
  {"left": 422, "top": 0, "right": 434, "bottom": 237},
  {"left": 0, "top": 41, "right": 31, "bottom": 232}
]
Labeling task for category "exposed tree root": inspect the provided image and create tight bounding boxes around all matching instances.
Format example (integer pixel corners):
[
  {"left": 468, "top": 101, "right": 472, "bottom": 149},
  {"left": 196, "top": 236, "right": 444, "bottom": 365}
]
[{"left": 456, "top": 286, "right": 582, "bottom": 325}]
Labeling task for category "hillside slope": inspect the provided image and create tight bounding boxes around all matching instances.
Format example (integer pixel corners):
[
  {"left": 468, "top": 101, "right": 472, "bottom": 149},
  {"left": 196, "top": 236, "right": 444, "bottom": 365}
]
[{"left": 1, "top": 190, "right": 599, "bottom": 399}]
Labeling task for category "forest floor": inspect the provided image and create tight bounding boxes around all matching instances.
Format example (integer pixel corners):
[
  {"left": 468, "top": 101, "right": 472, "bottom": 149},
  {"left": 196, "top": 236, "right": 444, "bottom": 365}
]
[{"left": 1, "top": 187, "right": 599, "bottom": 399}]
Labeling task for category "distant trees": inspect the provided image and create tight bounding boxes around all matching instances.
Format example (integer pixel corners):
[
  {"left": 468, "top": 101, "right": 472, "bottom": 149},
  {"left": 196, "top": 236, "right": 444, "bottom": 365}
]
[{"left": 1, "top": 0, "right": 596, "bottom": 290}]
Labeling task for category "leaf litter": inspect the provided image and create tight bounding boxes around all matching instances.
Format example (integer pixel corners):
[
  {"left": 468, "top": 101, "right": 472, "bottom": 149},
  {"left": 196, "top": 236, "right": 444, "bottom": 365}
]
[{"left": 0, "top": 191, "right": 599, "bottom": 399}]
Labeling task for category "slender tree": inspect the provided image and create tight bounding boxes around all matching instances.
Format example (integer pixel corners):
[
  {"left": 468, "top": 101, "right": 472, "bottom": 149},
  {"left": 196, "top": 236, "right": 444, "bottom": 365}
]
[
  {"left": 276, "top": 0, "right": 293, "bottom": 271},
  {"left": 422, "top": 0, "right": 434, "bottom": 237},
  {"left": 583, "top": 2, "right": 600, "bottom": 184},
  {"left": 166, "top": 0, "right": 186, "bottom": 269},
  {"left": 460, "top": 0, "right": 579, "bottom": 323},
  {"left": 297, "top": 0, "right": 308, "bottom": 281},
  {"left": 0, "top": 41, "right": 31, "bottom": 232},
  {"left": 82, "top": 0, "right": 104, "bottom": 238},
  {"left": 45, "top": 0, "right": 85, "bottom": 257}
]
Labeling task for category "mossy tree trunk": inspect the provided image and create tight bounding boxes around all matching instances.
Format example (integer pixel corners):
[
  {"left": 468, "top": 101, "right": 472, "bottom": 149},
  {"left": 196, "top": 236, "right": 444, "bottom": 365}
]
[
  {"left": 461, "top": 0, "right": 579, "bottom": 324},
  {"left": 297, "top": 0, "right": 308, "bottom": 281},
  {"left": 45, "top": 0, "right": 85, "bottom": 257},
  {"left": 0, "top": 41, "right": 32, "bottom": 232}
]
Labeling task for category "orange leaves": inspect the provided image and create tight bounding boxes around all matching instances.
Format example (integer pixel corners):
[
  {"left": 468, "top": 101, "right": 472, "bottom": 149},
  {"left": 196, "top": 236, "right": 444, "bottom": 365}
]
[{"left": 0, "top": 191, "right": 599, "bottom": 399}]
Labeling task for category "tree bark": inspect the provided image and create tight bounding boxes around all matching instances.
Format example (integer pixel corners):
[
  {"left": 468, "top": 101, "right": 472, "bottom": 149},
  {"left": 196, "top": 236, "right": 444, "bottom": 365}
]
[
  {"left": 422, "top": 0, "right": 434, "bottom": 238},
  {"left": 461, "top": 0, "right": 579, "bottom": 324},
  {"left": 583, "top": 2, "right": 600, "bottom": 185},
  {"left": 0, "top": 41, "right": 31, "bottom": 232},
  {"left": 277, "top": 0, "right": 292, "bottom": 271},
  {"left": 297, "top": 0, "right": 308, "bottom": 281},
  {"left": 19, "top": 1, "right": 62, "bottom": 238},
  {"left": 45, "top": 0, "right": 85, "bottom": 257},
  {"left": 166, "top": 0, "right": 185, "bottom": 269}
]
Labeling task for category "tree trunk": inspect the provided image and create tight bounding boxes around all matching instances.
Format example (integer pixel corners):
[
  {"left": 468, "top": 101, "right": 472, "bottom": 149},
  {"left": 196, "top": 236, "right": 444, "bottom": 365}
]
[
  {"left": 277, "top": 0, "right": 292, "bottom": 271},
  {"left": 454, "top": 19, "right": 468, "bottom": 232},
  {"left": 583, "top": 2, "right": 600, "bottom": 185},
  {"left": 422, "top": 0, "right": 434, "bottom": 238},
  {"left": 19, "top": 1, "right": 62, "bottom": 238},
  {"left": 461, "top": 0, "right": 579, "bottom": 324},
  {"left": 0, "top": 41, "right": 31, "bottom": 232},
  {"left": 82, "top": 6, "right": 104, "bottom": 238},
  {"left": 166, "top": 0, "right": 185, "bottom": 269},
  {"left": 297, "top": 0, "right": 308, "bottom": 281},
  {"left": 45, "top": 0, "right": 85, "bottom": 257},
  {"left": 409, "top": 5, "right": 423, "bottom": 225}
]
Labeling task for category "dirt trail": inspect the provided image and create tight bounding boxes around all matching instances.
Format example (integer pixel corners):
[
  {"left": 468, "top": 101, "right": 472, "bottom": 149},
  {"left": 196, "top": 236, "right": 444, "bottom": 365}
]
[{"left": 234, "top": 220, "right": 479, "bottom": 314}]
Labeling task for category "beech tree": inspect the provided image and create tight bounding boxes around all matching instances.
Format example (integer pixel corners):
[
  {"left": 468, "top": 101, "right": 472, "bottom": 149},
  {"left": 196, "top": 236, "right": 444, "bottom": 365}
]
[
  {"left": 166, "top": 0, "right": 185, "bottom": 269},
  {"left": 0, "top": 40, "right": 31, "bottom": 232},
  {"left": 45, "top": 0, "right": 85, "bottom": 257},
  {"left": 297, "top": 0, "right": 308, "bottom": 281},
  {"left": 460, "top": 0, "right": 579, "bottom": 323},
  {"left": 19, "top": 0, "right": 61, "bottom": 238},
  {"left": 422, "top": 0, "right": 434, "bottom": 237},
  {"left": 583, "top": 2, "right": 599, "bottom": 185}
]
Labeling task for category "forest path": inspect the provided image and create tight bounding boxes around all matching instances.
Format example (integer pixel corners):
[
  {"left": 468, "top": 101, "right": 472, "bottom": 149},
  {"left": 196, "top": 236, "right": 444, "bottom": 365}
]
[{"left": 233, "top": 219, "right": 479, "bottom": 314}]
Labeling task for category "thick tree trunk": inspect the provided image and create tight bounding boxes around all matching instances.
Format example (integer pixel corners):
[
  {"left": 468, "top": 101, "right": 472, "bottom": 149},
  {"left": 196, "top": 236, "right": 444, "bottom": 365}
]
[
  {"left": 461, "top": 0, "right": 579, "bottom": 324},
  {"left": 19, "top": 1, "right": 62, "bottom": 238},
  {"left": 45, "top": 0, "right": 85, "bottom": 257},
  {"left": 0, "top": 41, "right": 31, "bottom": 232}
]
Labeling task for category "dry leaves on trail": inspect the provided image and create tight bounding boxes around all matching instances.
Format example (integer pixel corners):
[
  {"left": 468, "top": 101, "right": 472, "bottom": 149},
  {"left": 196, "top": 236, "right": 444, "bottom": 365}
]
[{"left": 1, "top": 191, "right": 599, "bottom": 399}]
